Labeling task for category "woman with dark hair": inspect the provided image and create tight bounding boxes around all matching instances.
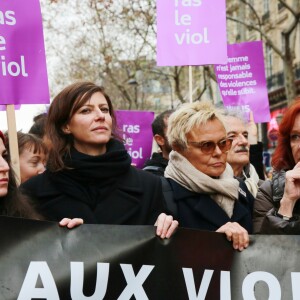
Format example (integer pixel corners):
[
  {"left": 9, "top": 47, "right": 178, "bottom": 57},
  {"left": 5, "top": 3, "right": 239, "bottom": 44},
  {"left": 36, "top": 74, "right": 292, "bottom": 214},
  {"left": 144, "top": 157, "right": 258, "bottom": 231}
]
[
  {"left": 21, "top": 82, "right": 178, "bottom": 238},
  {"left": 0, "top": 131, "right": 41, "bottom": 219},
  {"left": 0, "top": 131, "right": 82, "bottom": 228},
  {"left": 17, "top": 132, "right": 47, "bottom": 183},
  {"left": 254, "top": 98, "right": 300, "bottom": 233},
  {"left": 5, "top": 132, "right": 48, "bottom": 183}
]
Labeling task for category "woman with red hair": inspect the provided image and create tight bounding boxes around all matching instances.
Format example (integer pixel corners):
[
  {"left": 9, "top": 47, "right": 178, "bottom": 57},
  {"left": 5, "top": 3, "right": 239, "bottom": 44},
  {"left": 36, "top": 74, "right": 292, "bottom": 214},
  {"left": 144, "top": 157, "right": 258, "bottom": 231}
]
[{"left": 254, "top": 97, "right": 300, "bottom": 233}]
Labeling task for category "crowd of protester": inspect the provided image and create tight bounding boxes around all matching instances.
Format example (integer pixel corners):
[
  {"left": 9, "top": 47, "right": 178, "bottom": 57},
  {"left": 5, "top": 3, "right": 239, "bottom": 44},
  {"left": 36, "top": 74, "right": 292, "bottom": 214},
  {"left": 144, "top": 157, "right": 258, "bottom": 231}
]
[{"left": 2, "top": 81, "right": 300, "bottom": 250}]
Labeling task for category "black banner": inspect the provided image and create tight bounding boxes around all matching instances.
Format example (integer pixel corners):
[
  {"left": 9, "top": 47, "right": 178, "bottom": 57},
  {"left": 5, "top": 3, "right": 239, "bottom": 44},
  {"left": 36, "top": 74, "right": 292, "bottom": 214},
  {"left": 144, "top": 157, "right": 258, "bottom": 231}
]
[{"left": 0, "top": 216, "right": 299, "bottom": 299}]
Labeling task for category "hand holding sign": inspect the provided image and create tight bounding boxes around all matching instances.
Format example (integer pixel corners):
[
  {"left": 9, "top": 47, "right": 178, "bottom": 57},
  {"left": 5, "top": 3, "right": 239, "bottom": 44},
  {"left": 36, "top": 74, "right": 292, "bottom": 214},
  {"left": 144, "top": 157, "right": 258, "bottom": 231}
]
[{"left": 247, "top": 111, "right": 258, "bottom": 145}]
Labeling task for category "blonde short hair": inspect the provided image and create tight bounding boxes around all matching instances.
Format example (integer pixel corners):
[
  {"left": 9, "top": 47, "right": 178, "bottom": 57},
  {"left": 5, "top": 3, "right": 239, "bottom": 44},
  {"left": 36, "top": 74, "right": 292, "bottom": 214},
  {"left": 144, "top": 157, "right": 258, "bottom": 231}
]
[{"left": 167, "top": 101, "right": 225, "bottom": 150}]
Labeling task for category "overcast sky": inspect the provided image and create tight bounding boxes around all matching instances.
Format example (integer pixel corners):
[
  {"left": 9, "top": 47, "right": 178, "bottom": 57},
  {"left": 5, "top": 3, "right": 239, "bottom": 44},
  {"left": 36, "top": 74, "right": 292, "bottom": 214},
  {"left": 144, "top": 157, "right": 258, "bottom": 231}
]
[{"left": 0, "top": 104, "right": 48, "bottom": 133}]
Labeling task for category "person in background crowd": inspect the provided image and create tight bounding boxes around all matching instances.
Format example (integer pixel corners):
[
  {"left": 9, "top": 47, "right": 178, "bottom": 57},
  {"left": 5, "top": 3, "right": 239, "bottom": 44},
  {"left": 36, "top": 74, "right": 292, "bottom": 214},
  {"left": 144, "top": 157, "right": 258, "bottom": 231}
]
[
  {"left": 21, "top": 82, "right": 178, "bottom": 239},
  {"left": 265, "top": 167, "right": 273, "bottom": 180},
  {"left": 5, "top": 132, "right": 47, "bottom": 184},
  {"left": 223, "top": 110, "right": 264, "bottom": 197},
  {"left": 0, "top": 130, "right": 81, "bottom": 228},
  {"left": 28, "top": 113, "right": 47, "bottom": 139},
  {"left": 143, "top": 109, "right": 174, "bottom": 176},
  {"left": 254, "top": 98, "right": 300, "bottom": 234},
  {"left": 164, "top": 101, "right": 254, "bottom": 251}
]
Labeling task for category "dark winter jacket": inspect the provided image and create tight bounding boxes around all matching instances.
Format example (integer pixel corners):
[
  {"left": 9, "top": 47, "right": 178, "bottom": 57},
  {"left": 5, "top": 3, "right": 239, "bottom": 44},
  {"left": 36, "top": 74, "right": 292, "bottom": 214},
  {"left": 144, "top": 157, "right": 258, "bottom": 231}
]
[
  {"left": 163, "top": 178, "right": 254, "bottom": 233},
  {"left": 21, "top": 140, "right": 165, "bottom": 225},
  {"left": 249, "top": 142, "right": 265, "bottom": 180},
  {"left": 254, "top": 170, "right": 300, "bottom": 234},
  {"left": 143, "top": 152, "right": 168, "bottom": 177}
]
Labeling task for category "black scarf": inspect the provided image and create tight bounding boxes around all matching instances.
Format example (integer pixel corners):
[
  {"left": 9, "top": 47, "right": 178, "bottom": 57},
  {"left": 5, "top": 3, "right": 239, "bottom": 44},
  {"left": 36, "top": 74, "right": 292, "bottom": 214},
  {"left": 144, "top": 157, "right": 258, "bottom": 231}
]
[{"left": 49, "top": 139, "right": 131, "bottom": 208}]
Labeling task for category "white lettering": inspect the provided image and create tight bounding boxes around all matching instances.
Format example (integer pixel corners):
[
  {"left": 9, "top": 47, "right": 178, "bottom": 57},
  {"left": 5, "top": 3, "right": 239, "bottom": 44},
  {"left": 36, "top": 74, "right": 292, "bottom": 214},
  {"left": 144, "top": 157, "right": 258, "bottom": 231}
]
[
  {"left": 175, "top": 10, "right": 191, "bottom": 26},
  {"left": 291, "top": 272, "right": 300, "bottom": 299},
  {"left": 182, "top": 268, "right": 213, "bottom": 300},
  {"left": 0, "top": 55, "right": 28, "bottom": 77},
  {"left": 122, "top": 124, "right": 140, "bottom": 134},
  {"left": 18, "top": 262, "right": 59, "bottom": 300},
  {"left": 220, "top": 271, "right": 231, "bottom": 300},
  {"left": 5, "top": 11, "right": 16, "bottom": 25},
  {"left": 118, "top": 264, "right": 154, "bottom": 300},
  {"left": 0, "top": 36, "right": 6, "bottom": 51},
  {"left": 70, "top": 262, "right": 109, "bottom": 300},
  {"left": 128, "top": 147, "right": 143, "bottom": 159},
  {"left": 175, "top": 28, "right": 209, "bottom": 45},
  {"left": 0, "top": 10, "right": 16, "bottom": 25},
  {"left": 242, "top": 271, "right": 281, "bottom": 300}
]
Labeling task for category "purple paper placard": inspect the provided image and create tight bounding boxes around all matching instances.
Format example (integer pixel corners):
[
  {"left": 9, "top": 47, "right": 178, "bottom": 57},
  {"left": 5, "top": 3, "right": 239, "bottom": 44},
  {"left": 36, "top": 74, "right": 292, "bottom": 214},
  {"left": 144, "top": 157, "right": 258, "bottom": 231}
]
[
  {"left": 157, "top": 0, "right": 227, "bottom": 66},
  {"left": 115, "top": 110, "right": 154, "bottom": 169},
  {"left": 0, "top": 104, "right": 21, "bottom": 111},
  {"left": 0, "top": 0, "right": 49, "bottom": 105},
  {"left": 214, "top": 41, "right": 271, "bottom": 123}
]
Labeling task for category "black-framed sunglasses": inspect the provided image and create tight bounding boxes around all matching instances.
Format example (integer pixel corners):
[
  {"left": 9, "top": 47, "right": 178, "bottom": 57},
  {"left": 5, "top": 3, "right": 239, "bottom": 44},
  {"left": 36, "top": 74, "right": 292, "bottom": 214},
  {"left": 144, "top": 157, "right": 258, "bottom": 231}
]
[{"left": 187, "top": 138, "right": 232, "bottom": 154}]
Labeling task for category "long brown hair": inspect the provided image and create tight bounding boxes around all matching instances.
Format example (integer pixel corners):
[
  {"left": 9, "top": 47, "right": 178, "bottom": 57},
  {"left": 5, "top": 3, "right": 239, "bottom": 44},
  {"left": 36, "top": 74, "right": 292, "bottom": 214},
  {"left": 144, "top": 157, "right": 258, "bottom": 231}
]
[
  {"left": 46, "top": 82, "right": 118, "bottom": 171},
  {"left": 272, "top": 97, "right": 300, "bottom": 171},
  {"left": 0, "top": 131, "right": 42, "bottom": 219}
]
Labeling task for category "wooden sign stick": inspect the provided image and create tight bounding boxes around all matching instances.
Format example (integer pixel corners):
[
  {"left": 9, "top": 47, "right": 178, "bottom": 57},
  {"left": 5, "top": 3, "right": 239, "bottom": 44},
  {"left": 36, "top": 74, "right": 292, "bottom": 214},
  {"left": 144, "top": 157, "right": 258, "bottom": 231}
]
[{"left": 6, "top": 104, "right": 20, "bottom": 186}]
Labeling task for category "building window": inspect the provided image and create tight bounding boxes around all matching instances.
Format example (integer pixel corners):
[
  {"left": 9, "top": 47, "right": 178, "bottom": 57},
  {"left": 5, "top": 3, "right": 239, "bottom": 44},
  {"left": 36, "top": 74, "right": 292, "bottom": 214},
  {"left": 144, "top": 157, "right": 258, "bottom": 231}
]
[
  {"left": 281, "top": 33, "right": 286, "bottom": 54},
  {"left": 266, "top": 44, "right": 273, "bottom": 78},
  {"left": 263, "top": 0, "right": 270, "bottom": 13},
  {"left": 262, "top": 0, "right": 270, "bottom": 21}
]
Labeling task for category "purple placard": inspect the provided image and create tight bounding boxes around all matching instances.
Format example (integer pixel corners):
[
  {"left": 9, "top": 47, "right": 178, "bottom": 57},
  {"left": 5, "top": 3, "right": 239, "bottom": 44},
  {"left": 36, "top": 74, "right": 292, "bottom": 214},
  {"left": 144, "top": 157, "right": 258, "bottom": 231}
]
[
  {"left": 214, "top": 41, "right": 271, "bottom": 123},
  {"left": 157, "top": 0, "right": 227, "bottom": 66},
  {"left": 115, "top": 110, "right": 154, "bottom": 169},
  {"left": 0, "top": 104, "right": 21, "bottom": 111},
  {"left": 0, "top": 0, "right": 49, "bottom": 104}
]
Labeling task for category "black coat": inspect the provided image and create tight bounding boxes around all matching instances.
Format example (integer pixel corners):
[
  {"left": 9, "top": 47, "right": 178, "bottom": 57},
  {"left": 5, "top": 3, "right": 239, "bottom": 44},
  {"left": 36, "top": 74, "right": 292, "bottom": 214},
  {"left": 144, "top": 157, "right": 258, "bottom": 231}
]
[
  {"left": 143, "top": 152, "right": 168, "bottom": 177},
  {"left": 21, "top": 167, "right": 165, "bottom": 225},
  {"left": 166, "top": 178, "right": 254, "bottom": 233}
]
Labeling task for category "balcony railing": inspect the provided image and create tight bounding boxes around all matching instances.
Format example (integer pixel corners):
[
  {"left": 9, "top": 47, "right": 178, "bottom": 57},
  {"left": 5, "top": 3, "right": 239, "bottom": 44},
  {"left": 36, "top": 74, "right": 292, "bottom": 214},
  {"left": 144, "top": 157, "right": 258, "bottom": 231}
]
[{"left": 267, "top": 64, "right": 300, "bottom": 90}]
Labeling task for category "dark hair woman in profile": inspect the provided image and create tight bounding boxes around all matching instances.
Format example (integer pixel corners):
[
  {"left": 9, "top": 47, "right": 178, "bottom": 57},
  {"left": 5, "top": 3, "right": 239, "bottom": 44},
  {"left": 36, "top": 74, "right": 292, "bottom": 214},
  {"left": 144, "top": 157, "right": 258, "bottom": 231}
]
[
  {"left": 0, "top": 131, "right": 41, "bottom": 219},
  {"left": 0, "top": 130, "right": 83, "bottom": 228},
  {"left": 21, "top": 82, "right": 178, "bottom": 238}
]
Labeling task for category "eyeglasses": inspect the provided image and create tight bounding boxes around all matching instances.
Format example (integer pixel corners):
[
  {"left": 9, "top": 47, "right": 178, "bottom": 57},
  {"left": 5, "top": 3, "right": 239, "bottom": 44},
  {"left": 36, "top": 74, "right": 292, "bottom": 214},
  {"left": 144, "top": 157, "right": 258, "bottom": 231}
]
[{"left": 187, "top": 138, "right": 232, "bottom": 154}]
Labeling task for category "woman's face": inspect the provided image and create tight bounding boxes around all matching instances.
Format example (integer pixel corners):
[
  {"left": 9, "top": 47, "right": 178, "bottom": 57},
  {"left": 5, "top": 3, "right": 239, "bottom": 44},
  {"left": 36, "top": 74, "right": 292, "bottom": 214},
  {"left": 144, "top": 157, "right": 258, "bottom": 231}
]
[
  {"left": 63, "top": 92, "right": 112, "bottom": 156},
  {"left": 0, "top": 139, "right": 9, "bottom": 197},
  {"left": 290, "top": 113, "right": 300, "bottom": 164},
  {"left": 19, "top": 147, "right": 46, "bottom": 183},
  {"left": 177, "top": 118, "right": 228, "bottom": 177}
]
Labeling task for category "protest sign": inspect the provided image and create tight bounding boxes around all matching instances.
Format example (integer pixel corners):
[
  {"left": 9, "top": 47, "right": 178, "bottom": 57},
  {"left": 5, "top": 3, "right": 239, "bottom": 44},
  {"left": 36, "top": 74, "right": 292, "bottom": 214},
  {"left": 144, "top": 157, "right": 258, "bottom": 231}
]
[
  {"left": 115, "top": 110, "right": 154, "bottom": 168},
  {"left": 215, "top": 41, "right": 271, "bottom": 123},
  {"left": 0, "top": 104, "right": 20, "bottom": 111},
  {"left": 157, "top": 0, "right": 227, "bottom": 66},
  {"left": 0, "top": 0, "right": 49, "bottom": 105},
  {"left": 1, "top": 216, "right": 300, "bottom": 299}
]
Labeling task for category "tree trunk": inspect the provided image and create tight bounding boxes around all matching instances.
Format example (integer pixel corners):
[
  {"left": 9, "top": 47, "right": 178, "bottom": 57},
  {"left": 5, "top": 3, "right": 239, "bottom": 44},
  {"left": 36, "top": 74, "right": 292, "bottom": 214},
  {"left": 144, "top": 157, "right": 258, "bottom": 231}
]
[
  {"left": 284, "top": 58, "right": 297, "bottom": 105},
  {"left": 283, "top": 33, "right": 297, "bottom": 105}
]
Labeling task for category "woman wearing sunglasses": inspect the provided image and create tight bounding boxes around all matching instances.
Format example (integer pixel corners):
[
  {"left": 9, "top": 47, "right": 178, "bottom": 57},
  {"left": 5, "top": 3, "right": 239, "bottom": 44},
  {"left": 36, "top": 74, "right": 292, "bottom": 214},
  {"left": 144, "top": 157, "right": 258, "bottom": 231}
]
[{"left": 164, "top": 101, "right": 254, "bottom": 251}]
